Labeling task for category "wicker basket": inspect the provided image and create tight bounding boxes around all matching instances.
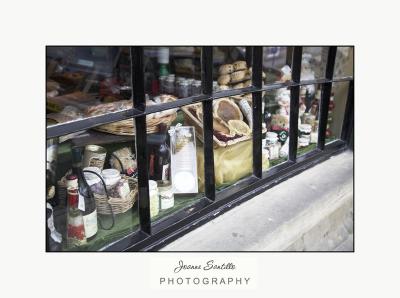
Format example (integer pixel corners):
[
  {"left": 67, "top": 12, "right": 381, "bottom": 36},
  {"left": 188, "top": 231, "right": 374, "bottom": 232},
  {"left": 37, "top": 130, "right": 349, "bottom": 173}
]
[
  {"left": 95, "top": 177, "right": 138, "bottom": 215},
  {"left": 181, "top": 103, "right": 265, "bottom": 148},
  {"left": 94, "top": 112, "right": 177, "bottom": 136}
]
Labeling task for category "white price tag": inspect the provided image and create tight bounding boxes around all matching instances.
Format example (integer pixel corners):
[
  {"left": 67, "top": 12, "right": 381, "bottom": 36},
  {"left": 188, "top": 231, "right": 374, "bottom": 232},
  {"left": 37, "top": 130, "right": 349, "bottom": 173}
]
[{"left": 78, "top": 192, "right": 85, "bottom": 212}]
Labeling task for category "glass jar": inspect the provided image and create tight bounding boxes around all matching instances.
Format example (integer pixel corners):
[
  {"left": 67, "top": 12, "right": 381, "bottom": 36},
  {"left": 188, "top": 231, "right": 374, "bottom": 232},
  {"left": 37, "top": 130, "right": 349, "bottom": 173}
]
[
  {"left": 186, "top": 79, "right": 194, "bottom": 96},
  {"left": 101, "top": 169, "right": 121, "bottom": 190},
  {"left": 159, "top": 75, "right": 167, "bottom": 94},
  {"left": 265, "top": 132, "right": 280, "bottom": 160},
  {"left": 298, "top": 124, "right": 312, "bottom": 142},
  {"left": 165, "top": 76, "right": 175, "bottom": 95},
  {"left": 177, "top": 79, "right": 190, "bottom": 98},
  {"left": 191, "top": 80, "right": 202, "bottom": 95},
  {"left": 149, "top": 180, "right": 159, "bottom": 218},
  {"left": 158, "top": 181, "right": 174, "bottom": 210}
]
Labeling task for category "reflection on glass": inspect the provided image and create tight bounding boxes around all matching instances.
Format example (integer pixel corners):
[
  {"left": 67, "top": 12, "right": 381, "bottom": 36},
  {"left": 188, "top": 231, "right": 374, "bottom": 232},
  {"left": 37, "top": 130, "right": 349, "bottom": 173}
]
[
  {"left": 263, "top": 47, "right": 292, "bottom": 84},
  {"left": 327, "top": 82, "right": 349, "bottom": 142},
  {"left": 46, "top": 47, "right": 132, "bottom": 128},
  {"left": 334, "top": 47, "right": 354, "bottom": 78},
  {"left": 263, "top": 88, "right": 290, "bottom": 169},
  {"left": 301, "top": 47, "right": 329, "bottom": 81},
  {"left": 143, "top": 47, "right": 202, "bottom": 102},
  {"left": 147, "top": 107, "right": 204, "bottom": 222},
  {"left": 46, "top": 121, "right": 140, "bottom": 251}
]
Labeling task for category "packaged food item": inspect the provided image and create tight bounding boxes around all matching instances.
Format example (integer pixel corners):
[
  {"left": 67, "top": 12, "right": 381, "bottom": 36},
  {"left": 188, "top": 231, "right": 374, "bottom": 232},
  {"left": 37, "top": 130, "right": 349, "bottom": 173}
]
[
  {"left": 298, "top": 124, "right": 312, "bottom": 142},
  {"left": 83, "top": 166, "right": 105, "bottom": 195},
  {"left": 82, "top": 145, "right": 107, "bottom": 170},
  {"left": 265, "top": 132, "right": 280, "bottom": 160},
  {"left": 109, "top": 147, "right": 137, "bottom": 176},
  {"left": 158, "top": 181, "right": 174, "bottom": 210}
]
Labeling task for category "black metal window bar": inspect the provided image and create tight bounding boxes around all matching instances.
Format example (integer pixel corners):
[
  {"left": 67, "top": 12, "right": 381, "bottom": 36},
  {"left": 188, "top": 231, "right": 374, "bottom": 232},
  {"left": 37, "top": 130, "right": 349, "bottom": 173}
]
[{"left": 46, "top": 46, "right": 354, "bottom": 251}]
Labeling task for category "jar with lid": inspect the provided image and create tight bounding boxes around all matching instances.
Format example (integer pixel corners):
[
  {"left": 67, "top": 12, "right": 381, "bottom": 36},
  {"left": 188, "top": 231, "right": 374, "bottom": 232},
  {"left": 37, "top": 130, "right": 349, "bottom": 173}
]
[
  {"left": 298, "top": 124, "right": 312, "bottom": 147},
  {"left": 186, "top": 79, "right": 194, "bottom": 96},
  {"left": 310, "top": 120, "right": 318, "bottom": 143},
  {"left": 191, "top": 80, "right": 202, "bottom": 95},
  {"left": 158, "top": 180, "right": 174, "bottom": 210},
  {"left": 149, "top": 180, "right": 160, "bottom": 217},
  {"left": 101, "top": 169, "right": 121, "bottom": 190},
  {"left": 265, "top": 132, "right": 280, "bottom": 160},
  {"left": 165, "top": 76, "right": 175, "bottom": 95},
  {"left": 177, "top": 79, "right": 190, "bottom": 98}
]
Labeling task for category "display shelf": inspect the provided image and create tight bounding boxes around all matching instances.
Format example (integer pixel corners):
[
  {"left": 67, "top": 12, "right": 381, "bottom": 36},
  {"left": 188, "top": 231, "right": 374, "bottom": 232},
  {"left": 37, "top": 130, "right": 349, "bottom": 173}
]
[{"left": 71, "top": 130, "right": 134, "bottom": 147}]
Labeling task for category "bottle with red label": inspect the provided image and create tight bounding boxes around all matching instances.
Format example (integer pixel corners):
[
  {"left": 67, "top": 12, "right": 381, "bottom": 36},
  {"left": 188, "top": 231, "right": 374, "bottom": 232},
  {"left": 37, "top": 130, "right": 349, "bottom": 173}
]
[{"left": 66, "top": 174, "right": 87, "bottom": 248}]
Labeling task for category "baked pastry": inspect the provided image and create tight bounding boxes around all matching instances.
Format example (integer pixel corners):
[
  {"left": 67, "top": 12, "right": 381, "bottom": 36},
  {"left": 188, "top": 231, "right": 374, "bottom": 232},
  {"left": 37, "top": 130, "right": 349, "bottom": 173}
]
[
  {"left": 213, "top": 98, "right": 243, "bottom": 123},
  {"left": 228, "top": 120, "right": 251, "bottom": 136},
  {"left": 219, "top": 64, "right": 234, "bottom": 75},
  {"left": 232, "top": 82, "right": 244, "bottom": 89},
  {"left": 233, "top": 61, "right": 247, "bottom": 71},
  {"left": 218, "top": 74, "right": 231, "bottom": 85},
  {"left": 218, "top": 85, "right": 230, "bottom": 91},
  {"left": 230, "top": 70, "right": 246, "bottom": 83}
]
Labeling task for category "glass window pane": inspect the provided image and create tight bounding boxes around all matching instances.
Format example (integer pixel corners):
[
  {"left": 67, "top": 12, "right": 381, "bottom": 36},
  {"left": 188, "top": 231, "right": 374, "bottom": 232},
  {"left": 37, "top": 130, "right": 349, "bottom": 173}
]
[
  {"left": 143, "top": 47, "right": 202, "bottom": 102},
  {"left": 297, "top": 84, "right": 320, "bottom": 156},
  {"left": 301, "top": 46, "right": 329, "bottom": 81},
  {"left": 212, "top": 93, "right": 254, "bottom": 190},
  {"left": 213, "top": 47, "right": 250, "bottom": 92},
  {"left": 146, "top": 106, "right": 205, "bottom": 223},
  {"left": 46, "top": 120, "right": 139, "bottom": 251},
  {"left": 46, "top": 46, "right": 133, "bottom": 129},
  {"left": 262, "top": 88, "right": 290, "bottom": 170},
  {"left": 327, "top": 82, "right": 350, "bottom": 142},
  {"left": 263, "top": 47, "right": 292, "bottom": 84},
  {"left": 334, "top": 47, "right": 354, "bottom": 78}
]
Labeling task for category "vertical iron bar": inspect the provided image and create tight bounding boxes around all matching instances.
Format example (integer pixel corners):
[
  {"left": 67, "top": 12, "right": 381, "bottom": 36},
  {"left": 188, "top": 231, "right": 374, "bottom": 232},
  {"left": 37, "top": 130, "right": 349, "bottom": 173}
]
[
  {"left": 318, "top": 46, "right": 337, "bottom": 150},
  {"left": 286, "top": 46, "right": 294, "bottom": 67},
  {"left": 288, "top": 46, "right": 302, "bottom": 161},
  {"left": 341, "top": 80, "right": 354, "bottom": 148},
  {"left": 245, "top": 46, "right": 253, "bottom": 67},
  {"left": 252, "top": 46, "right": 262, "bottom": 178},
  {"left": 201, "top": 47, "right": 215, "bottom": 200},
  {"left": 131, "top": 46, "right": 151, "bottom": 235}
]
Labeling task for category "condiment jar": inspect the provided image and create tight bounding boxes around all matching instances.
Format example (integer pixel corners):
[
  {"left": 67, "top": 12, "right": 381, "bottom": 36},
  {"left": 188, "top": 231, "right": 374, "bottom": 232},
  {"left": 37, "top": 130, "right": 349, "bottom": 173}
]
[
  {"left": 298, "top": 124, "right": 312, "bottom": 141},
  {"left": 191, "top": 80, "right": 202, "bottom": 95},
  {"left": 165, "top": 76, "right": 175, "bottom": 95},
  {"left": 158, "top": 181, "right": 174, "bottom": 210},
  {"left": 101, "top": 169, "right": 121, "bottom": 190},
  {"left": 177, "top": 79, "right": 190, "bottom": 98},
  {"left": 149, "top": 180, "right": 160, "bottom": 217},
  {"left": 265, "top": 132, "right": 280, "bottom": 160}
]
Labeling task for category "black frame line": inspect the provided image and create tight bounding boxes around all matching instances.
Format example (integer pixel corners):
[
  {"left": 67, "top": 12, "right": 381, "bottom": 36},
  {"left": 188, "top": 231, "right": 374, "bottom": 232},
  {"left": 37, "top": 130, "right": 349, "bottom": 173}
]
[{"left": 46, "top": 46, "right": 354, "bottom": 252}]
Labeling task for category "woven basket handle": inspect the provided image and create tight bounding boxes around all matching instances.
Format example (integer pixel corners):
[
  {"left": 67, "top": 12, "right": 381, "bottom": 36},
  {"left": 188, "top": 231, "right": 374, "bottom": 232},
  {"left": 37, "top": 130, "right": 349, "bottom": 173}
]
[{"left": 82, "top": 170, "right": 115, "bottom": 230}]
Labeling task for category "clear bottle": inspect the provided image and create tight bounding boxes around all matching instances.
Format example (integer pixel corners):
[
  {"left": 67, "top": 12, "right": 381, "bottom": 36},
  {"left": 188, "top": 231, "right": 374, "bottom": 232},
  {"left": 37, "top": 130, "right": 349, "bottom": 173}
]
[{"left": 66, "top": 175, "right": 87, "bottom": 248}]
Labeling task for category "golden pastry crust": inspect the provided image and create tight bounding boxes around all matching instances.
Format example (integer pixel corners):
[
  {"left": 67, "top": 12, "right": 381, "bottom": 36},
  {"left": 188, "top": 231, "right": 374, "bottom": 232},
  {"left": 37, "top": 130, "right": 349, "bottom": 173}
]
[
  {"left": 232, "top": 82, "right": 244, "bottom": 89},
  {"left": 218, "top": 74, "right": 231, "bottom": 85},
  {"left": 243, "top": 80, "right": 252, "bottom": 88},
  {"left": 218, "top": 64, "right": 234, "bottom": 75},
  {"left": 213, "top": 98, "right": 243, "bottom": 123},
  {"left": 230, "top": 70, "right": 247, "bottom": 83},
  {"left": 233, "top": 60, "right": 247, "bottom": 71}
]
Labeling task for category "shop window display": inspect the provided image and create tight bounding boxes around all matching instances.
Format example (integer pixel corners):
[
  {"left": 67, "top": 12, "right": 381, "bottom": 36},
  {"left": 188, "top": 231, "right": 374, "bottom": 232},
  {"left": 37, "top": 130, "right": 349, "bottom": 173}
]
[
  {"left": 46, "top": 122, "right": 140, "bottom": 252},
  {"left": 262, "top": 88, "right": 290, "bottom": 168},
  {"left": 46, "top": 46, "right": 353, "bottom": 251},
  {"left": 300, "top": 47, "right": 329, "bottom": 81},
  {"left": 143, "top": 47, "right": 202, "bottom": 101},
  {"left": 262, "top": 47, "right": 293, "bottom": 84},
  {"left": 146, "top": 107, "right": 204, "bottom": 223},
  {"left": 334, "top": 47, "right": 354, "bottom": 78},
  {"left": 46, "top": 47, "right": 133, "bottom": 129}
]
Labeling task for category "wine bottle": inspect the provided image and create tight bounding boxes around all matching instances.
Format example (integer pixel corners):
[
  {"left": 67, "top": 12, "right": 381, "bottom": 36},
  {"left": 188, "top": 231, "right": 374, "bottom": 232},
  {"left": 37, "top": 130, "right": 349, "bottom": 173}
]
[
  {"left": 71, "top": 147, "right": 98, "bottom": 241},
  {"left": 66, "top": 175, "right": 87, "bottom": 248},
  {"left": 155, "top": 124, "right": 171, "bottom": 183}
]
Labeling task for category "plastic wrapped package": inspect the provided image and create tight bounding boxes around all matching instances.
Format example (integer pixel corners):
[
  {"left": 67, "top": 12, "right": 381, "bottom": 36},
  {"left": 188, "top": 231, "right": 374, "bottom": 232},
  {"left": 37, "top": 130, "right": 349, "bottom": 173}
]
[{"left": 196, "top": 140, "right": 269, "bottom": 191}]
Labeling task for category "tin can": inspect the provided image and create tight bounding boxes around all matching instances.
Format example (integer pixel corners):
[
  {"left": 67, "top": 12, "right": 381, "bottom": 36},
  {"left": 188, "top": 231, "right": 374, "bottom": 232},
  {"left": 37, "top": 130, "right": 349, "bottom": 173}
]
[{"left": 82, "top": 145, "right": 107, "bottom": 170}]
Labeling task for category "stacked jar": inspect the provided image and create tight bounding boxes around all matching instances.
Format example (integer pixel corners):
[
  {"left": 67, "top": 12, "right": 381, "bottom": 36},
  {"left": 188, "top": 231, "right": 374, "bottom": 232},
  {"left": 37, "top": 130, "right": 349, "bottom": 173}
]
[
  {"left": 265, "top": 132, "right": 280, "bottom": 160},
  {"left": 298, "top": 124, "right": 312, "bottom": 147},
  {"left": 149, "top": 180, "right": 160, "bottom": 218}
]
